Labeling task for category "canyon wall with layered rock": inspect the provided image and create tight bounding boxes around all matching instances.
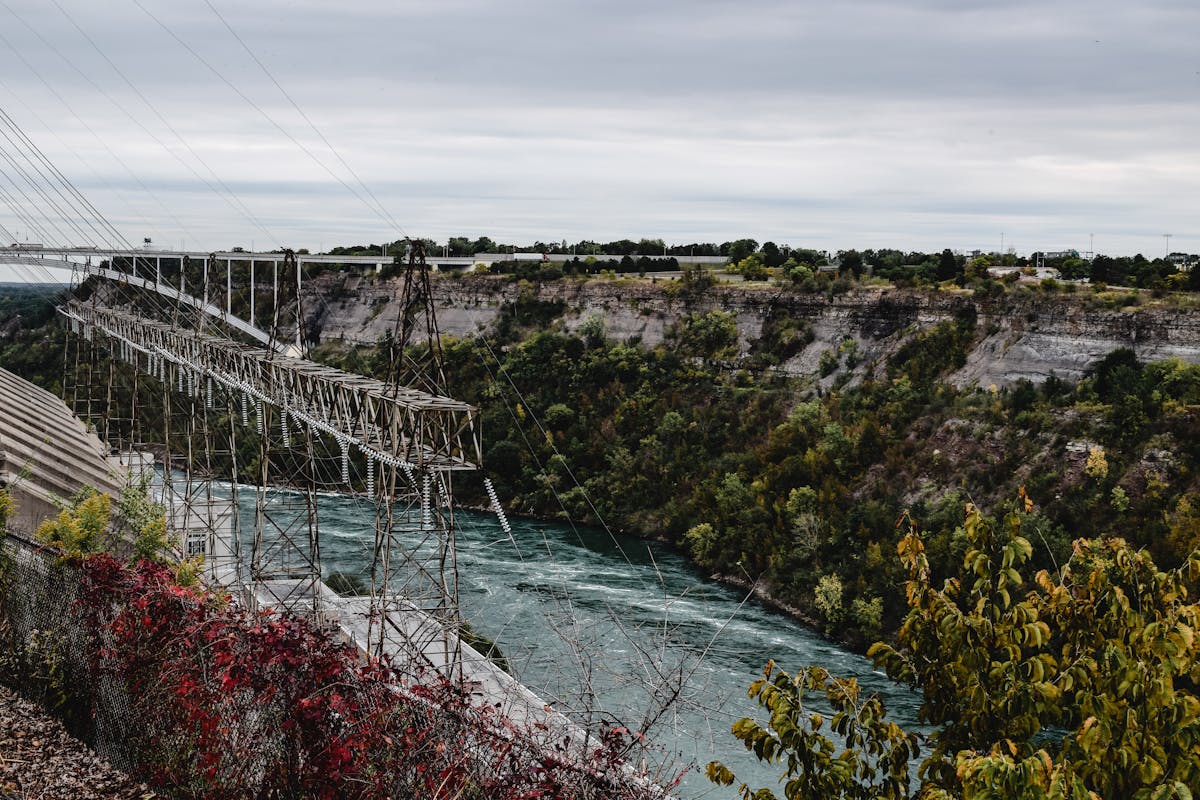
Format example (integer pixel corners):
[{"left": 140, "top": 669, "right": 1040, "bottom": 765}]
[{"left": 304, "top": 273, "right": 1200, "bottom": 387}]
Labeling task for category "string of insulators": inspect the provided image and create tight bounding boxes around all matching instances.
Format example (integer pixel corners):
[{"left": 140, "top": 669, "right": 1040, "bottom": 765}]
[
  {"left": 366, "top": 457, "right": 375, "bottom": 497},
  {"left": 241, "top": 392, "right": 249, "bottom": 427},
  {"left": 255, "top": 399, "right": 264, "bottom": 436},
  {"left": 422, "top": 474, "right": 433, "bottom": 529},
  {"left": 483, "top": 477, "right": 511, "bottom": 534},
  {"left": 340, "top": 436, "right": 350, "bottom": 484},
  {"left": 177, "top": 365, "right": 185, "bottom": 394},
  {"left": 281, "top": 409, "right": 291, "bottom": 447},
  {"left": 206, "top": 377, "right": 213, "bottom": 409}
]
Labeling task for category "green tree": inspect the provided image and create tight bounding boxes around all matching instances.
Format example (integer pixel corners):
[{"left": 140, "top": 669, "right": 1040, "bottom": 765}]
[
  {"left": 760, "top": 241, "right": 786, "bottom": 269},
  {"left": 711, "top": 502, "right": 1200, "bottom": 799},
  {"left": 725, "top": 239, "right": 759, "bottom": 265},
  {"left": 838, "top": 250, "right": 864, "bottom": 278},
  {"left": 733, "top": 254, "right": 769, "bottom": 281},
  {"left": 937, "top": 248, "right": 960, "bottom": 281},
  {"left": 674, "top": 310, "right": 739, "bottom": 362}
]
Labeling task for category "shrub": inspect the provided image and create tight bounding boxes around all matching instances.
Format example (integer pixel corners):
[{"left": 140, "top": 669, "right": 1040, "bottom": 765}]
[
  {"left": 64, "top": 553, "right": 665, "bottom": 799},
  {"left": 36, "top": 488, "right": 111, "bottom": 556},
  {"left": 0, "top": 489, "right": 13, "bottom": 530},
  {"left": 813, "top": 573, "right": 844, "bottom": 626},
  {"left": 711, "top": 502, "right": 1200, "bottom": 798}
]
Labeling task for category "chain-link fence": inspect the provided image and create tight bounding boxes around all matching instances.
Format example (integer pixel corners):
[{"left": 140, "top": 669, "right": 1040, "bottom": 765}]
[
  {"left": 0, "top": 533, "right": 672, "bottom": 799},
  {"left": 0, "top": 534, "right": 96, "bottom": 743}
]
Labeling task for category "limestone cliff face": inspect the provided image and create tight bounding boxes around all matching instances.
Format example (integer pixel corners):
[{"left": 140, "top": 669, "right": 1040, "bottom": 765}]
[{"left": 305, "top": 274, "right": 1200, "bottom": 387}]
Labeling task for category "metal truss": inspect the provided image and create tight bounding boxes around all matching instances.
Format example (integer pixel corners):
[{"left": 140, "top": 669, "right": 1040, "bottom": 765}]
[
  {"left": 61, "top": 296, "right": 482, "bottom": 673},
  {"left": 60, "top": 300, "right": 481, "bottom": 473}
]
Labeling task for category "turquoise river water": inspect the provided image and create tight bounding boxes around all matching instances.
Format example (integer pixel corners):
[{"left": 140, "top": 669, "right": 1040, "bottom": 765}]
[{"left": 256, "top": 490, "right": 927, "bottom": 798}]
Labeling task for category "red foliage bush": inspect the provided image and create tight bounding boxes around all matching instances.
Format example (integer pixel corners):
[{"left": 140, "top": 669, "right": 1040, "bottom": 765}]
[{"left": 74, "top": 554, "right": 664, "bottom": 799}]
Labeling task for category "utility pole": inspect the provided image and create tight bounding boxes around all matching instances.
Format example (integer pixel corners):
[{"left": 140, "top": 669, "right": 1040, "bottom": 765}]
[{"left": 1164, "top": 234, "right": 1172, "bottom": 258}]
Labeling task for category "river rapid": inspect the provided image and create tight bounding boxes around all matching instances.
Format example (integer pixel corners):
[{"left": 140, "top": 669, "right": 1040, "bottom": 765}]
[{"left": 285, "top": 491, "right": 924, "bottom": 797}]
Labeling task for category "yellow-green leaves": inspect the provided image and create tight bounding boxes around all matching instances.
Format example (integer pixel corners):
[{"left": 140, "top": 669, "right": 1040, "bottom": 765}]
[
  {"left": 35, "top": 488, "right": 112, "bottom": 556},
  {"left": 0, "top": 487, "right": 14, "bottom": 529},
  {"left": 714, "top": 499, "right": 1200, "bottom": 799},
  {"left": 709, "top": 663, "right": 918, "bottom": 800}
]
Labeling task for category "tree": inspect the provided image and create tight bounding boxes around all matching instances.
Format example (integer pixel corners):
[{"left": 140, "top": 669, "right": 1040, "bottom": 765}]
[
  {"left": 636, "top": 238, "right": 666, "bottom": 255},
  {"left": 732, "top": 254, "right": 769, "bottom": 281},
  {"left": 453, "top": 237, "right": 480, "bottom": 256},
  {"left": 761, "top": 241, "right": 786, "bottom": 269},
  {"left": 674, "top": 310, "right": 739, "bottom": 362},
  {"left": 838, "top": 250, "right": 864, "bottom": 279},
  {"left": 937, "top": 248, "right": 960, "bottom": 282},
  {"left": 710, "top": 500, "right": 1200, "bottom": 798},
  {"left": 725, "top": 239, "right": 759, "bottom": 265}
]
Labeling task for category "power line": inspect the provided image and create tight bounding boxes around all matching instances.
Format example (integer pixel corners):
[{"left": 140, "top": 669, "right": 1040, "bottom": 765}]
[
  {"left": 201, "top": 0, "right": 409, "bottom": 240},
  {"left": 0, "top": 77, "right": 180, "bottom": 249},
  {"left": 38, "top": 0, "right": 279, "bottom": 249},
  {"left": 0, "top": 26, "right": 192, "bottom": 249},
  {"left": 0, "top": 109, "right": 128, "bottom": 248},
  {"left": 0, "top": 0, "right": 274, "bottom": 250},
  {"left": 132, "top": 0, "right": 402, "bottom": 245}
]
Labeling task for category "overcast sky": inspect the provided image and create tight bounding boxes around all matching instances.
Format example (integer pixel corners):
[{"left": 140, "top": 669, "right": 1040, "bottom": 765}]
[{"left": 0, "top": 0, "right": 1196, "bottom": 259}]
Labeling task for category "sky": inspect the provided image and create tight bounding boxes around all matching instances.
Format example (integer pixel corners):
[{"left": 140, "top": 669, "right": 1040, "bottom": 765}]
[{"left": 0, "top": 0, "right": 1196, "bottom": 262}]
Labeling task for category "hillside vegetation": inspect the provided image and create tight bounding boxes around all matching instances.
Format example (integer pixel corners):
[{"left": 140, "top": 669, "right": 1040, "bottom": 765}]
[
  {"left": 5, "top": 274, "right": 1200, "bottom": 647},
  {"left": 302, "top": 276, "right": 1200, "bottom": 648}
]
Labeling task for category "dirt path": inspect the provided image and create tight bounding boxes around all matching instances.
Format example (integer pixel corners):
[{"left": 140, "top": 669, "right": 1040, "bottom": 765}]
[{"left": 0, "top": 686, "right": 154, "bottom": 799}]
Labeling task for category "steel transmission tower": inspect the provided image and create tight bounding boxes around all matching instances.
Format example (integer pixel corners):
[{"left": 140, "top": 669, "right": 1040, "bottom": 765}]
[{"left": 60, "top": 246, "right": 481, "bottom": 678}]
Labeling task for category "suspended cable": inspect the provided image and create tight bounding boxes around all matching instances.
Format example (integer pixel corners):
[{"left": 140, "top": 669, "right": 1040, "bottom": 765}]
[
  {"left": 0, "top": 28, "right": 194, "bottom": 250},
  {"left": 0, "top": 0, "right": 276, "bottom": 249},
  {"left": 0, "top": 80, "right": 176, "bottom": 248},
  {"left": 0, "top": 114, "right": 117, "bottom": 246},
  {"left": 201, "top": 0, "right": 408, "bottom": 239},
  {"left": 0, "top": 140, "right": 82, "bottom": 246},
  {"left": 474, "top": 334, "right": 643, "bottom": 582},
  {"left": 132, "top": 0, "right": 403, "bottom": 244},
  {"left": 0, "top": 107, "right": 151, "bottom": 249}
]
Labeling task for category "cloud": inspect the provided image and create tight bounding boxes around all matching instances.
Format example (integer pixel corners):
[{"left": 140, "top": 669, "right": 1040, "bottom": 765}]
[{"left": 0, "top": 0, "right": 1195, "bottom": 259}]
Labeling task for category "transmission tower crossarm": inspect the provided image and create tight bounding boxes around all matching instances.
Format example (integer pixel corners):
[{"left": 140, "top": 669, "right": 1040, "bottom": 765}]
[{"left": 60, "top": 301, "right": 481, "bottom": 472}]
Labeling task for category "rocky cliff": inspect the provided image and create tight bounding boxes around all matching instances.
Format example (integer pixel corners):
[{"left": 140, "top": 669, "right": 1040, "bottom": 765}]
[{"left": 304, "top": 274, "right": 1200, "bottom": 387}]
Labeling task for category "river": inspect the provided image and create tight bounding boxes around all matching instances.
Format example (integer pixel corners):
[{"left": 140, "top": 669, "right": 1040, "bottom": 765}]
[{"left": 264, "top": 491, "right": 925, "bottom": 798}]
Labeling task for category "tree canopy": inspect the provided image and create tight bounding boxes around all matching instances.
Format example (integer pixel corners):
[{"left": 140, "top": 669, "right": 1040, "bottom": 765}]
[{"left": 710, "top": 501, "right": 1200, "bottom": 799}]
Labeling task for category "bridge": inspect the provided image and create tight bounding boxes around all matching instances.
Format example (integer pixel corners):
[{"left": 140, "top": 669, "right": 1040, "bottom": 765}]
[
  {"left": 0, "top": 61, "right": 675, "bottom": 790},
  {"left": 0, "top": 229, "right": 500, "bottom": 666}
]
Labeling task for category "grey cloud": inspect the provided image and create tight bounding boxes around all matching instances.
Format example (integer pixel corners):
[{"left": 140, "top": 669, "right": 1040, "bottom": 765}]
[{"left": 0, "top": 0, "right": 1196, "bottom": 257}]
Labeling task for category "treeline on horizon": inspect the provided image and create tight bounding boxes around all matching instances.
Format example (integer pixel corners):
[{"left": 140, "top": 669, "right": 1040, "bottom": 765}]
[{"left": 329, "top": 235, "right": 1199, "bottom": 291}]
